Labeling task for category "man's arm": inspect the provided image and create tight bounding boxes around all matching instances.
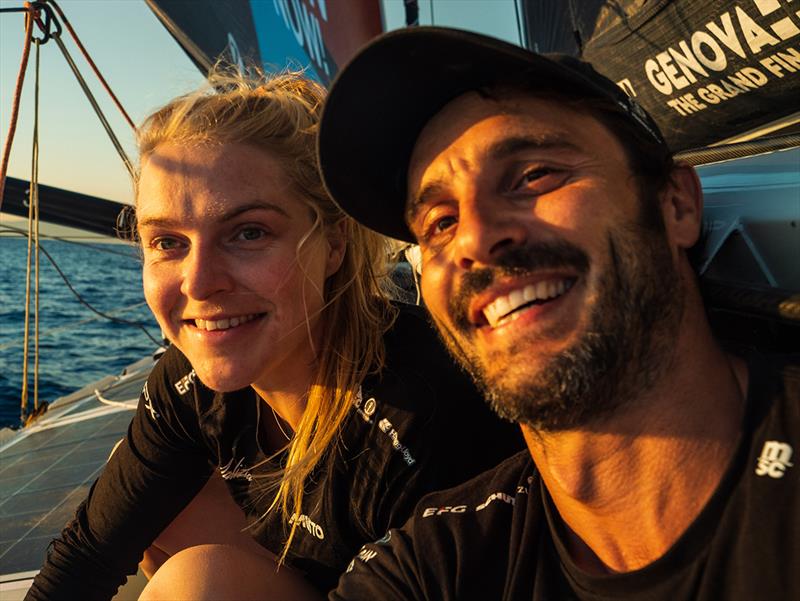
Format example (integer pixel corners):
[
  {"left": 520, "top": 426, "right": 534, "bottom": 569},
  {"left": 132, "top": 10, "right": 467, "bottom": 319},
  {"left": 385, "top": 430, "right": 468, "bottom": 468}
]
[{"left": 330, "top": 528, "right": 429, "bottom": 601}]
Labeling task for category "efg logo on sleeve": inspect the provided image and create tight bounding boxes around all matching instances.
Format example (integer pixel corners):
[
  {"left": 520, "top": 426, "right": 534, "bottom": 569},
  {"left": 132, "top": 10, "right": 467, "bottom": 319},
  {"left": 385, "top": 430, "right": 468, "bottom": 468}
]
[
  {"left": 174, "top": 369, "right": 197, "bottom": 395},
  {"left": 422, "top": 505, "right": 467, "bottom": 517},
  {"left": 756, "top": 440, "right": 794, "bottom": 479}
]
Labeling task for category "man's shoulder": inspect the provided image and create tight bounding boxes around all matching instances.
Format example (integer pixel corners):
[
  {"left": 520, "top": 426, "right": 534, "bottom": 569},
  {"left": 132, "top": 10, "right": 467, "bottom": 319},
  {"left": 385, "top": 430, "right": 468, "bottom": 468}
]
[
  {"left": 411, "top": 450, "right": 535, "bottom": 520},
  {"left": 332, "top": 451, "right": 541, "bottom": 600},
  {"left": 747, "top": 350, "right": 800, "bottom": 413},
  {"left": 772, "top": 352, "right": 800, "bottom": 392}
]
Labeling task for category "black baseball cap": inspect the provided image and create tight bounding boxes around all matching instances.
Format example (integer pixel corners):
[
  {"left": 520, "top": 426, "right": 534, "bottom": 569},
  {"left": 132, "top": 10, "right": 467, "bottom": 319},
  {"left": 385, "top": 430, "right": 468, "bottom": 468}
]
[{"left": 318, "top": 27, "right": 667, "bottom": 243}]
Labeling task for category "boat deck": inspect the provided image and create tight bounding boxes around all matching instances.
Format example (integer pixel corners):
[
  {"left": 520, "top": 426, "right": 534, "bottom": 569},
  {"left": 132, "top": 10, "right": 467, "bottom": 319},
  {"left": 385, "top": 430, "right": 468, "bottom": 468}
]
[{"left": 0, "top": 353, "right": 156, "bottom": 599}]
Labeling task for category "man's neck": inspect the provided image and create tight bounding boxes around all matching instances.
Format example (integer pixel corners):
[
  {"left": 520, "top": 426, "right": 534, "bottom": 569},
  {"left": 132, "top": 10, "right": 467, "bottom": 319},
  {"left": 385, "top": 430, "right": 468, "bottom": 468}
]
[{"left": 523, "top": 314, "right": 748, "bottom": 573}]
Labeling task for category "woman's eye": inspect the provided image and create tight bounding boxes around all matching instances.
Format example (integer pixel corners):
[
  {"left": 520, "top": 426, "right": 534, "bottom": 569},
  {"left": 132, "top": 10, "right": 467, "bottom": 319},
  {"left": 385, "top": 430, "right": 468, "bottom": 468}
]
[
  {"left": 151, "top": 237, "right": 182, "bottom": 251},
  {"left": 235, "top": 227, "right": 268, "bottom": 242}
]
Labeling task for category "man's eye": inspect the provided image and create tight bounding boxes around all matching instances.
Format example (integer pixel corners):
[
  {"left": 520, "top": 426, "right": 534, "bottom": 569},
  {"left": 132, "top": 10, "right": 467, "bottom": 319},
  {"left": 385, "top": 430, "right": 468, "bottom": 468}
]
[
  {"left": 432, "top": 215, "right": 457, "bottom": 233},
  {"left": 420, "top": 214, "right": 457, "bottom": 243},
  {"left": 513, "top": 167, "right": 569, "bottom": 196},
  {"left": 519, "top": 168, "right": 552, "bottom": 186}
]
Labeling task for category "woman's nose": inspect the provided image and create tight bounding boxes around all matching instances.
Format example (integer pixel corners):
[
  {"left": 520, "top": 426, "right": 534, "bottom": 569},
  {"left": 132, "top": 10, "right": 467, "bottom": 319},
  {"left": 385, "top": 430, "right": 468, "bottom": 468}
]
[{"left": 180, "top": 245, "right": 234, "bottom": 300}]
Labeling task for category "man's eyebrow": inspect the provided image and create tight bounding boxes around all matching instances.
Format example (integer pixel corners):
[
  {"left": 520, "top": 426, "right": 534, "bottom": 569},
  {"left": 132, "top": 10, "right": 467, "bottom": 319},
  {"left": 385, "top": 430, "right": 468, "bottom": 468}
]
[
  {"left": 137, "top": 201, "right": 290, "bottom": 229},
  {"left": 487, "top": 134, "right": 582, "bottom": 161},
  {"left": 406, "top": 135, "right": 582, "bottom": 222},
  {"left": 406, "top": 180, "right": 450, "bottom": 224}
]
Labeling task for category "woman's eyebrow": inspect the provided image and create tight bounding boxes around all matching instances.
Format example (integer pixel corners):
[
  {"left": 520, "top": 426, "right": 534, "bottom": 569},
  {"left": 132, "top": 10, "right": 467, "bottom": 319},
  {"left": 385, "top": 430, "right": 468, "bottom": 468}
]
[
  {"left": 137, "top": 201, "right": 290, "bottom": 229},
  {"left": 220, "top": 201, "right": 290, "bottom": 221}
]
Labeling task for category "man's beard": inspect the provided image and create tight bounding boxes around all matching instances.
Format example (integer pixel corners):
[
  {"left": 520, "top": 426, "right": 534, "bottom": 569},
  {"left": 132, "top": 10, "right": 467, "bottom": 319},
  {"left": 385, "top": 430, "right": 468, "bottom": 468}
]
[{"left": 434, "top": 214, "right": 684, "bottom": 432}]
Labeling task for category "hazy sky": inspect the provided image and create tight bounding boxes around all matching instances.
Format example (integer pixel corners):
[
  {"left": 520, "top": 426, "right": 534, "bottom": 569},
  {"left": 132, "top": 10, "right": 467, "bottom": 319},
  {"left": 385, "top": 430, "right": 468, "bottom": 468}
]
[
  {"left": 0, "top": 0, "right": 521, "bottom": 209},
  {"left": 0, "top": 0, "right": 204, "bottom": 205}
]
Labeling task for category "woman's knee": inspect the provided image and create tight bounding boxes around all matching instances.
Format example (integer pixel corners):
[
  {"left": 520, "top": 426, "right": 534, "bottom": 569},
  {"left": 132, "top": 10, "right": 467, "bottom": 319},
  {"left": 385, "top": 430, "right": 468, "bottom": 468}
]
[{"left": 138, "top": 544, "right": 322, "bottom": 601}]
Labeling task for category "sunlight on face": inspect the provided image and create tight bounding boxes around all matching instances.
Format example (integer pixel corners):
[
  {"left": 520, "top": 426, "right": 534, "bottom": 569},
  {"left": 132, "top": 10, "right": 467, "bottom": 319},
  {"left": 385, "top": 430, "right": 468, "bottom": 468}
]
[
  {"left": 137, "top": 142, "right": 341, "bottom": 394},
  {"left": 408, "top": 93, "right": 682, "bottom": 429}
]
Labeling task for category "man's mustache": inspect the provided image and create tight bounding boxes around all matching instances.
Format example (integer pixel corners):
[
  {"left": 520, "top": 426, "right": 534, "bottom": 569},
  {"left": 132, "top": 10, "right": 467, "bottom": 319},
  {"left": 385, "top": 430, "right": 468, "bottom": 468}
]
[{"left": 449, "top": 241, "right": 591, "bottom": 331}]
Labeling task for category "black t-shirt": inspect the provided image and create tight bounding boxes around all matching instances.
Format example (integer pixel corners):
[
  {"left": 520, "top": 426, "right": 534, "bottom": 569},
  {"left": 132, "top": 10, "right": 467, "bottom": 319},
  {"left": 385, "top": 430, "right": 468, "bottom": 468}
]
[
  {"left": 333, "top": 352, "right": 800, "bottom": 601},
  {"left": 28, "top": 305, "right": 524, "bottom": 600}
]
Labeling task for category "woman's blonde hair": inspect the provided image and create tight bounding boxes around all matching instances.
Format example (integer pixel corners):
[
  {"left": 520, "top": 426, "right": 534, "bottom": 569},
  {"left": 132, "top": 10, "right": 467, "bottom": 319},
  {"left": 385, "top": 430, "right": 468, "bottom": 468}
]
[{"left": 135, "top": 68, "right": 397, "bottom": 559}]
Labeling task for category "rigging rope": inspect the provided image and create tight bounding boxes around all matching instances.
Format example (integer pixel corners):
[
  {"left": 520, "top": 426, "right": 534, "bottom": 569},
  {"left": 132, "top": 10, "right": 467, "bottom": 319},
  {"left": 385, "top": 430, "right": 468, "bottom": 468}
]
[
  {"left": 0, "top": 2, "right": 35, "bottom": 211},
  {"left": 0, "top": 301, "right": 150, "bottom": 352},
  {"left": 50, "top": 33, "right": 136, "bottom": 180},
  {"left": 1, "top": 226, "right": 159, "bottom": 349},
  {"left": 20, "top": 38, "right": 42, "bottom": 422},
  {"left": 34, "top": 36, "right": 42, "bottom": 415},
  {"left": 0, "top": 1, "right": 148, "bottom": 425},
  {"left": 46, "top": 0, "right": 136, "bottom": 131},
  {"left": 0, "top": 223, "right": 140, "bottom": 257},
  {"left": 27, "top": 240, "right": 162, "bottom": 347}
]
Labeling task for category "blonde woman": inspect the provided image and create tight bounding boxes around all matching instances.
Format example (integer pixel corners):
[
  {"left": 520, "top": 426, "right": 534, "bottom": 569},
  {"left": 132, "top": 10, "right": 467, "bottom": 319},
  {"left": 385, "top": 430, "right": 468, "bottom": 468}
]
[{"left": 26, "top": 72, "right": 522, "bottom": 600}]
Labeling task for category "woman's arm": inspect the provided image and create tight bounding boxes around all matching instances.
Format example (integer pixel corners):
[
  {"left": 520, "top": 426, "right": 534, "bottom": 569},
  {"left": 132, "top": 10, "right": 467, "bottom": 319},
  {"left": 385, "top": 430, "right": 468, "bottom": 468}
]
[{"left": 25, "top": 347, "right": 214, "bottom": 601}]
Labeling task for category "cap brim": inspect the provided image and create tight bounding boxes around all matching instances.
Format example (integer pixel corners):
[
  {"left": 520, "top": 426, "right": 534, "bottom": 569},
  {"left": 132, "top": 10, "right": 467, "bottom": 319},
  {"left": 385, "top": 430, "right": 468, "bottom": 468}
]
[{"left": 319, "top": 27, "right": 615, "bottom": 243}]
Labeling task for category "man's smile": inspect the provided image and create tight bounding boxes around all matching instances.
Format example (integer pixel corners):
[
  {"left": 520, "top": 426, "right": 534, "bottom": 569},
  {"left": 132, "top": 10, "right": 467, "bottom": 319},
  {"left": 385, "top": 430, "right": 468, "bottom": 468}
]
[{"left": 478, "top": 277, "right": 577, "bottom": 328}]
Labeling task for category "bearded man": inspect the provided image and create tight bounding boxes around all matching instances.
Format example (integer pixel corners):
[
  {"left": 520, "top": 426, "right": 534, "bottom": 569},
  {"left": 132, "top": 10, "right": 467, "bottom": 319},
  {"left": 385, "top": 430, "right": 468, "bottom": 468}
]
[{"left": 319, "top": 27, "right": 799, "bottom": 601}]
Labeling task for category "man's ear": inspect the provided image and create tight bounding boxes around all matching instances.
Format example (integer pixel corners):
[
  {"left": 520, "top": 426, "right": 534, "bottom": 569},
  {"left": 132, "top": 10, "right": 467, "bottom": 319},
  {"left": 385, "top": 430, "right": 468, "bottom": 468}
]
[
  {"left": 325, "top": 219, "right": 347, "bottom": 278},
  {"left": 660, "top": 164, "right": 703, "bottom": 251}
]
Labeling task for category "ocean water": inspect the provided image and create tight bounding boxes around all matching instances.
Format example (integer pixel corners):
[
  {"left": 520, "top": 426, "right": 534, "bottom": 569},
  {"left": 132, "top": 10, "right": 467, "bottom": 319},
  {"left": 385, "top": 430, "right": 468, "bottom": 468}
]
[{"left": 0, "top": 238, "right": 160, "bottom": 429}]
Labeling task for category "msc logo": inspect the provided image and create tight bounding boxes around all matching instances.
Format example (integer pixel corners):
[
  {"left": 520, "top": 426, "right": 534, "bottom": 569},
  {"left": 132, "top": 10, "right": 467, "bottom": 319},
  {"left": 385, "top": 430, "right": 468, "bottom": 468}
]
[
  {"left": 755, "top": 441, "right": 794, "bottom": 479},
  {"left": 422, "top": 505, "right": 467, "bottom": 517}
]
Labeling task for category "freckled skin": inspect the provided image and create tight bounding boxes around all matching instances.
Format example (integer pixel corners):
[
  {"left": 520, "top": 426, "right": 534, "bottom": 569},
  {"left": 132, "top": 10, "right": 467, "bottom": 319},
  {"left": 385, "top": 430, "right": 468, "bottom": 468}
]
[{"left": 137, "top": 142, "right": 341, "bottom": 398}]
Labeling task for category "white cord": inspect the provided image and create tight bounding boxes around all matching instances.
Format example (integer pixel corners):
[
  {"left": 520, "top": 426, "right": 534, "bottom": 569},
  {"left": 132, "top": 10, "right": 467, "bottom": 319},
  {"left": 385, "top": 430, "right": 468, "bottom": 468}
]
[{"left": 93, "top": 389, "right": 137, "bottom": 410}]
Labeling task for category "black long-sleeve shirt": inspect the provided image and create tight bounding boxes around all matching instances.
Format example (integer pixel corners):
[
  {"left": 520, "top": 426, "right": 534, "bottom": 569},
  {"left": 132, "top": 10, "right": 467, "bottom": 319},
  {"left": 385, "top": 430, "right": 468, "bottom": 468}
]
[
  {"left": 28, "top": 305, "right": 524, "bottom": 599},
  {"left": 333, "top": 352, "right": 800, "bottom": 601}
]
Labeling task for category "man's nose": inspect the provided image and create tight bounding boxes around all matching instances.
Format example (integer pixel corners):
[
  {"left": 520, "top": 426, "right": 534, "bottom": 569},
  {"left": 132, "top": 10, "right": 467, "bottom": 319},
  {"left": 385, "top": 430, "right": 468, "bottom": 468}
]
[
  {"left": 180, "top": 244, "right": 233, "bottom": 300},
  {"left": 453, "top": 197, "right": 527, "bottom": 271}
]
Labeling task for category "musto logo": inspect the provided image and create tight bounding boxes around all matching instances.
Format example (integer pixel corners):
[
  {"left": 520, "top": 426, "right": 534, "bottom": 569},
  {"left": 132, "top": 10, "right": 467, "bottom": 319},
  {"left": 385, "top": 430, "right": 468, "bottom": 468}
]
[{"left": 289, "top": 512, "right": 325, "bottom": 540}]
